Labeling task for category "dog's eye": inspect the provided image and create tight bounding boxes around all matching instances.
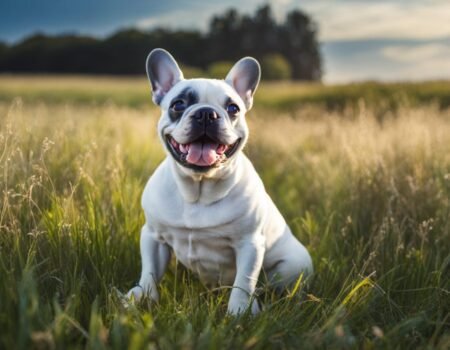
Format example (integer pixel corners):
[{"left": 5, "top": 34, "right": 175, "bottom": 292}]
[
  {"left": 171, "top": 100, "right": 186, "bottom": 112},
  {"left": 227, "top": 103, "right": 240, "bottom": 115}
]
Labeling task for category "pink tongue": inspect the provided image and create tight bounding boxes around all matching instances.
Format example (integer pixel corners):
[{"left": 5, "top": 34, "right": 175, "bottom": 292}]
[{"left": 186, "top": 142, "right": 218, "bottom": 166}]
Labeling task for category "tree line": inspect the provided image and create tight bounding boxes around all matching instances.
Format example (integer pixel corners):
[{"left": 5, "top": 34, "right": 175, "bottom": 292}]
[{"left": 0, "top": 5, "right": 322, "bottom": 80}]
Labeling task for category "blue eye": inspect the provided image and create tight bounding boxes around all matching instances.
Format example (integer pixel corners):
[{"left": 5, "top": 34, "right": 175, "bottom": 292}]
[
  {"left": 171, "top": 100, "right": 186, "bottom": 112},
  {"left": 227, "top": 103, "right": 240, "bottom": 115}
]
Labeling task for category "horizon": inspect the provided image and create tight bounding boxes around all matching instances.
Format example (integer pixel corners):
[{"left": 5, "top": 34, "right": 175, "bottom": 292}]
[{"left": 1, "top": 0, "right": 449, "bottom": 83}]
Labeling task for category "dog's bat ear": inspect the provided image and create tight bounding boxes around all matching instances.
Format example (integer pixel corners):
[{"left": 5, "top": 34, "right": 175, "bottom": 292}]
[
  {"left": 146, "top": 48, "right": 184, "bottom": 105},
  {"left": 225, "top": 57, "right": 261, "bottom": 110}
]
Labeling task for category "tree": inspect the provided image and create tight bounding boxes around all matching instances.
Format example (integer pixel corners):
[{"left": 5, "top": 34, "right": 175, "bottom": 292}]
[
  {"left": 0, "top": 5, "right": 322, "bottom": 80},
  {"left": 208, "top": 5, "right": 321, "bottom": 80},
  {"left": 279, "top": 10, "right": 322, "bottom": 80},
  {"left": 261, "top": 54, "right": 292, "bottom": 80}
]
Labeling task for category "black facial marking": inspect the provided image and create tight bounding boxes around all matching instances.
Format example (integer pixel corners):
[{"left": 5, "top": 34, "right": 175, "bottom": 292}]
[
  {"left": 224, "top": 96, "right": 240, "bottom": 120},
  {"left": 168, "top": 88, "right": 199, "bottom": 121},
  {"left": 224, "top": 97, "right": 232, "bottom": 107}
]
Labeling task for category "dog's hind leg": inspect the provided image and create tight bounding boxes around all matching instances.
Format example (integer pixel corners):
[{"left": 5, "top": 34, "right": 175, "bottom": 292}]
[
  {"left": 127, "top": 224, "right": 171, "bottom": 302},
  {"left": 265, "top": 229, "right": 313, "bottom": 292}
]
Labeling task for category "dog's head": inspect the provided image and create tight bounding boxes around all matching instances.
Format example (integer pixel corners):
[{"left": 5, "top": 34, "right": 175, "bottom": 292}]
[{"left": 146, "top": 48, "right": 260, "bottom": 176}]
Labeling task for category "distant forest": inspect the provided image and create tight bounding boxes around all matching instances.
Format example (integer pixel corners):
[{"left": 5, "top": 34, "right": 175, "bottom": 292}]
[{"left": 0, "top": 5, "right": 322, "bottom": 81}]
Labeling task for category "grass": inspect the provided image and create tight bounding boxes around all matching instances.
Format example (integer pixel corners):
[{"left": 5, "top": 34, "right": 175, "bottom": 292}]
[
  {"left": 0, "top": 77, "right": 449, "bottom": 349},
  {"left": 1, "top": 75, "right": 450, "bottom": 113}
]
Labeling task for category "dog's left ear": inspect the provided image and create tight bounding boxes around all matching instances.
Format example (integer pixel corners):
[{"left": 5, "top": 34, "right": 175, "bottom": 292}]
[
  {"left": 225, "top": 57, "right": 261, "bottom": 110},
  {"left": 146, "top": 48, "right": 184, "bottom": 105}
]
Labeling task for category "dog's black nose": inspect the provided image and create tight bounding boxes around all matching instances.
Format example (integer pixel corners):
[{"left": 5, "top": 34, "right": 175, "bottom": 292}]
[{"left": 193, "top": 107, "right": 219, "bottom": 125}]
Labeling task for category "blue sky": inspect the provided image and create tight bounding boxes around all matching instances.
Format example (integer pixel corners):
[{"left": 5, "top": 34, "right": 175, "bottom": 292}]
[{"left": 1, "top": 0, "right": 449, "bottom": 82}]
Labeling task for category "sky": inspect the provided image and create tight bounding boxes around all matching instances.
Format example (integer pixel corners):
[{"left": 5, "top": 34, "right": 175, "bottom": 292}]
[{"left": 0, "top": 0, "right": 449, "bottom": 83}]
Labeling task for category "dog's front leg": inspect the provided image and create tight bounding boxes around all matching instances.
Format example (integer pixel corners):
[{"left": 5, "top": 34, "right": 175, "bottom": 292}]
[
  {"left": 228, "top": 235, "right": 265, "bottom": 315},
  {"left": 127, "top": 224, "right": 171, "bottom": 302}
]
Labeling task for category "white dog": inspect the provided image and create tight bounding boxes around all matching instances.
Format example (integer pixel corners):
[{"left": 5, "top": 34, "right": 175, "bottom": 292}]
[{"left": 127, "top": 49, "right": 313, "bottom": 315}]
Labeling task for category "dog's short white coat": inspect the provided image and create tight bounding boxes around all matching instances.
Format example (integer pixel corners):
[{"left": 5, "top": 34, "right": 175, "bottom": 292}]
[{"left": 127, "top": 49, "right": 313, "bottom": 315}]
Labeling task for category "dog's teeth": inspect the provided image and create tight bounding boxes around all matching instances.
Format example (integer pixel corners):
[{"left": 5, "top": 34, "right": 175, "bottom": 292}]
[
  {"left": 170, "top": 138, "right": 179, "bottom": 148},
  {"left": 180, "top": 144, "right": 187, "bottom": 153},
  {"left": 216, "top": 144, "right": 227, "bottom": 154}
]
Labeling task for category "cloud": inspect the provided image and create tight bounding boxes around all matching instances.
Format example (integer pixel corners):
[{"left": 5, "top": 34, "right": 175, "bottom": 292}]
[
  {"left": 301, "top": 0, "right": 450, "bottom": 41},
  {"left": 136, "top": 9, "right": 209, "bottom": 31},
  {"left": 378, "top": 42, "right": 450, "bottom": 81},
  {"left": 2, "top": 0, "right": 449, "bottom": 82},
  {"left": 3, "top": 0, "right": 449, "bottom": 43},
  {"left": 135, "top": 1, "right": 450, "bottom": 42},
  {"left": 322, "top": 39, "right": 450, "bottom": 83},
  {"left": 382, "top": 43, "right": 450, "bottom": 63},
  {"left": 134, "top": 1, "right": 450, "bottom": 83},
  {"left": 135, "top": 0, "right": 262, "bottom": 32}
]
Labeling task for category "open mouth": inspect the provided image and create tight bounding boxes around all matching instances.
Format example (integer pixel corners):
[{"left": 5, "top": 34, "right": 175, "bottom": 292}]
[{"left": 165, "top": 135, "right": 241, "bottom": 171}]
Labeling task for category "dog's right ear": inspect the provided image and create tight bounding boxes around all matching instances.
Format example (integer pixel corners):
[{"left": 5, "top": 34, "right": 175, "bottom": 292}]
[
  {"left": 225, "top": 57, "right": 261, "bottom": 110},
  {"left": 146, "top": 48, "right": 184, "bottom": 105}
]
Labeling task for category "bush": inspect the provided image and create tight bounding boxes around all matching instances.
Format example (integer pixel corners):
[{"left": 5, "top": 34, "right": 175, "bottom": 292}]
[
  {"left": 207, "top": 61, "right": 234, "bottom": 79},
  {"left": 261, "top": 53, "right": 292, "bottom": 80}
]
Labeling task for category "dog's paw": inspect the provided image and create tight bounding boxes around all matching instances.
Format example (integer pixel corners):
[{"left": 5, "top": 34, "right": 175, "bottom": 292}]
[
  {"left": 126, "top": 284, "right": 159, "bottom": 302},
  {"left": 250, "top": 298, "right": 261, "bottom": 314},
  {"left": 227, "top": 297, "right": 260, "bottom": 316},
  {"left": 126, "top": 285, "right": 144, "bottom": 301}
]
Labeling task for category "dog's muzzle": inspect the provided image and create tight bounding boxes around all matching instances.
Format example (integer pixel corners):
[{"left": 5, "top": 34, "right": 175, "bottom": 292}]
[
  {"left": 165, "top": 107, "right": 241, "bottom": 171},
  {"left": 193, "top": 107, "right": 219, "bottom": 126}
]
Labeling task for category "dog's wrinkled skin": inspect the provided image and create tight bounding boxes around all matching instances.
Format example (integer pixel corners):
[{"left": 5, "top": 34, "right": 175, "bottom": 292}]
[{"left": 127, "top": 49, "right": 313, "bottom": 315}]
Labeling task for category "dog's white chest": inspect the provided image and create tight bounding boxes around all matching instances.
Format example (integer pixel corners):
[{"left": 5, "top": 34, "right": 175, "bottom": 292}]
[
  {"left": 157, "top": 227, "right": 236, "bottom": 284},
  {"left": 141, "top": 156, "right": 267, "bottom": 285}
]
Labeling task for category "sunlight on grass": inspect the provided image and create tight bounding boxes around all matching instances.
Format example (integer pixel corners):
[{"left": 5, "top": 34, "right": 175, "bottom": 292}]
[{"left": 0, "top": 96, "right": 449, "bottom": 348}]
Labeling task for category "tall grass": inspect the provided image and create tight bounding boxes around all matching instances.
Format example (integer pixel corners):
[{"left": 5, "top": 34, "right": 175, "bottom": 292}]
[
  {"left": 0, "top": 98, "right": 449, "bottom": 349},
  {"left": 1, "top": 75, "right": 450, "bottom": 112}
]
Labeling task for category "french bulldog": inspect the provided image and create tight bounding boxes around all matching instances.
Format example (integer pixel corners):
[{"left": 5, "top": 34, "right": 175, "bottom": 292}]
[{"left": 127, "top": 48, "right": 313, "bottom": 315}]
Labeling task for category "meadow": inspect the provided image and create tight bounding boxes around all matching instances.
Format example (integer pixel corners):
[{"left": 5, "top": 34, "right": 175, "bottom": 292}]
[{"left": 0, "top": 76, "right": 449, "bottom": 349}]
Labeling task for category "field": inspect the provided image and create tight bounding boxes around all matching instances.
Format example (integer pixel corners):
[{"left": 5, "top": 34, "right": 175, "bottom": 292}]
[{"left": 0, "top": 76, "right": 449, "bottom": 349}]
